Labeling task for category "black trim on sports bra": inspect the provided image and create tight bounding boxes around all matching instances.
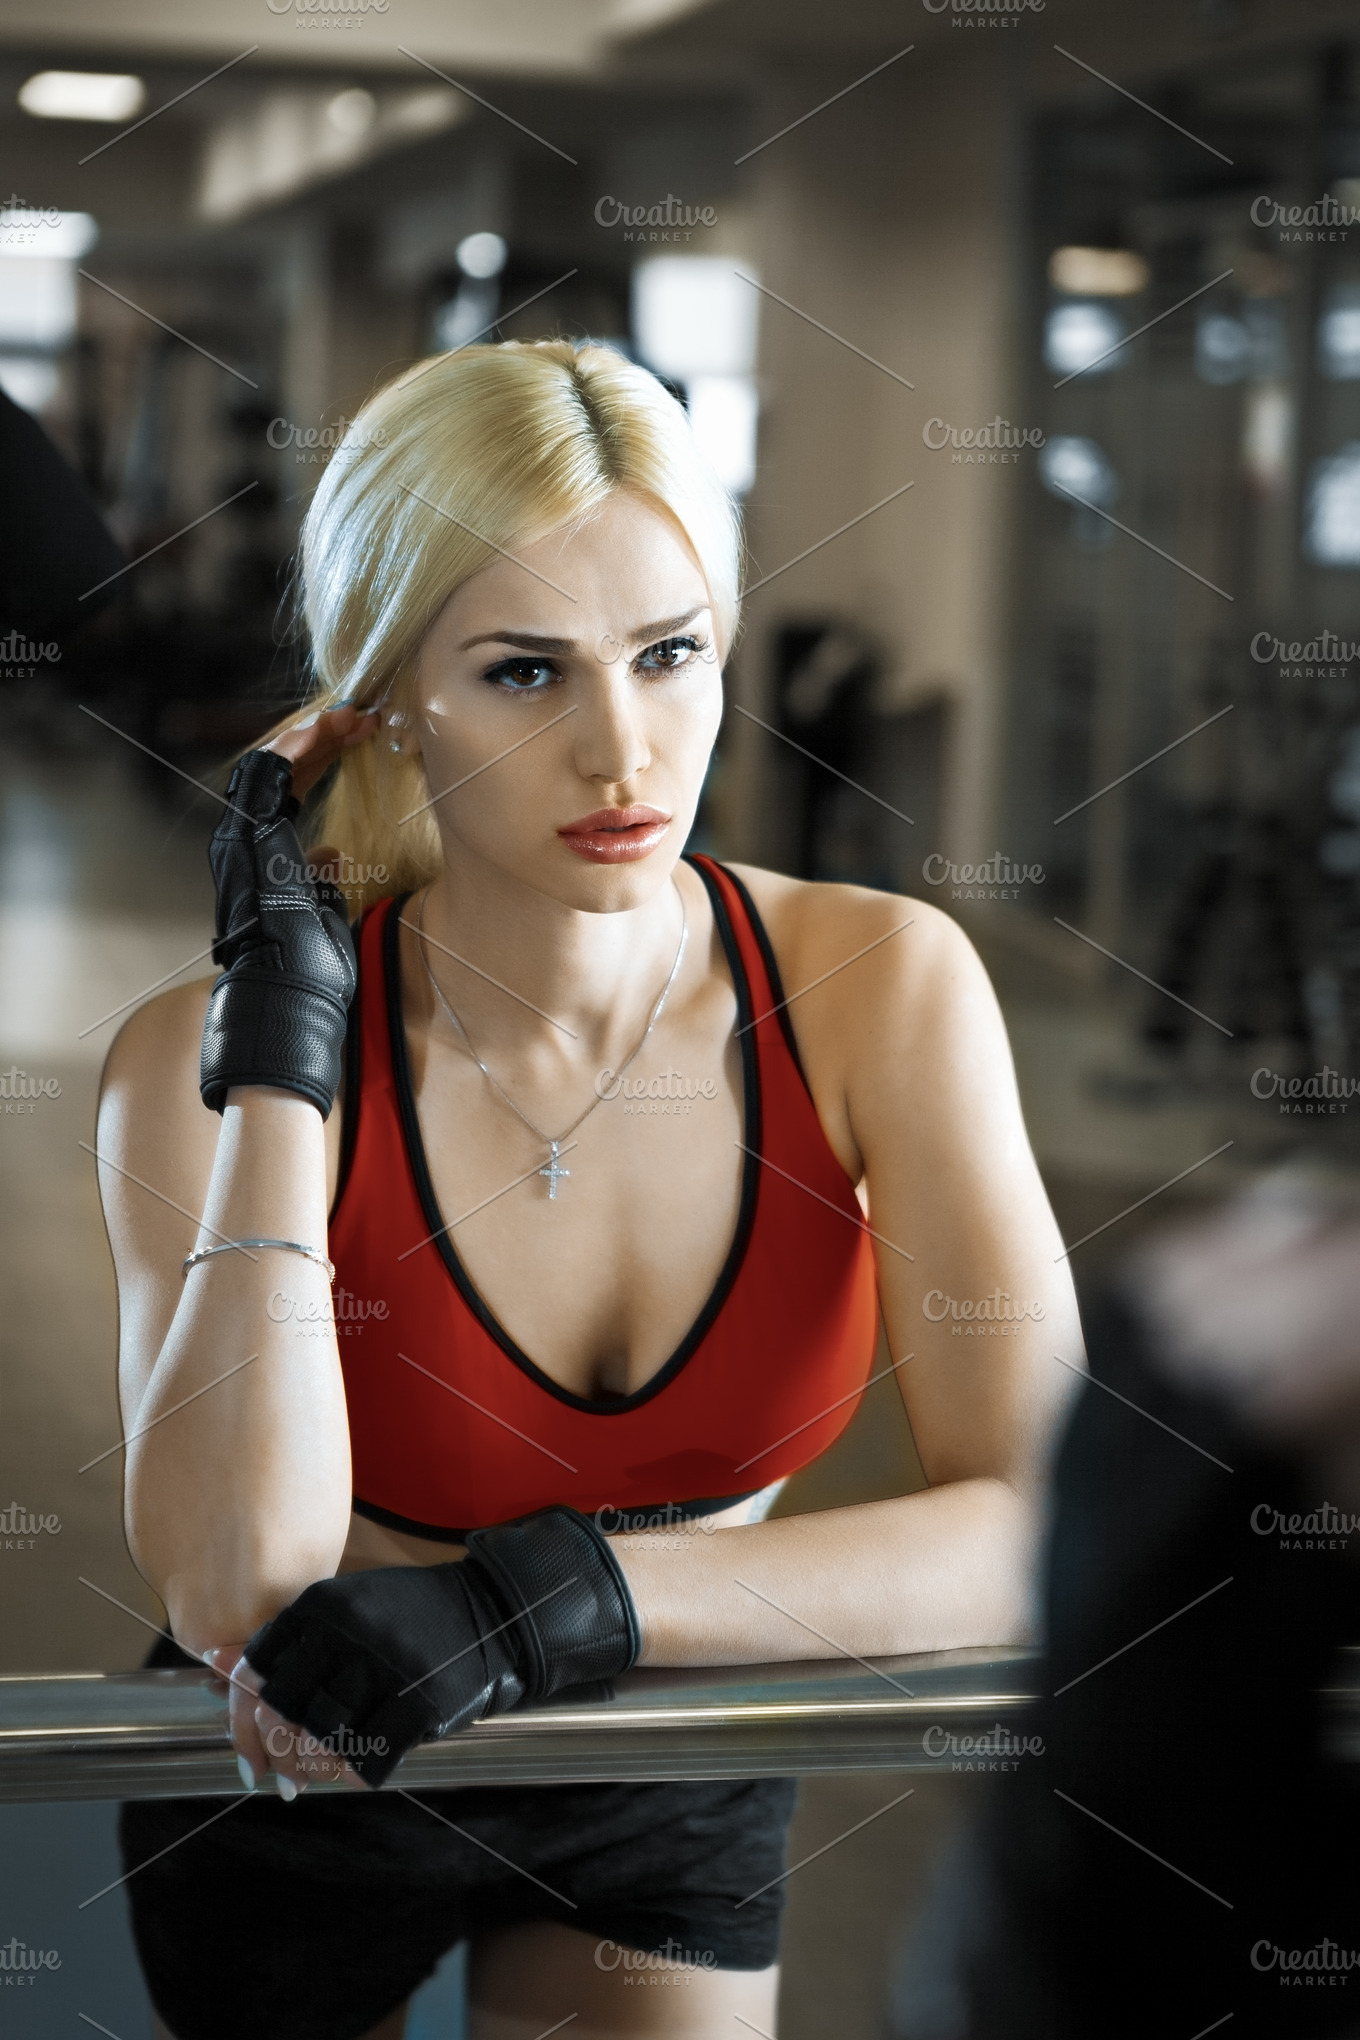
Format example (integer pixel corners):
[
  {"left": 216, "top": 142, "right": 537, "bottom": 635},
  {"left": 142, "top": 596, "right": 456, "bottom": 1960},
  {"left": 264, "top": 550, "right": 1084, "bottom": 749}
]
[
  {"left": 350, "top": 1486, "right": 770, "bottom": 1544},
  {"left": 715, "top": 861, "right": 814, "bottom": 1102},
  {"left": 382, "top": 860, "right": 762, "bottom": 1416},
  {"left": 328, "top": 923, "right": 365, "bottom": 1226}
]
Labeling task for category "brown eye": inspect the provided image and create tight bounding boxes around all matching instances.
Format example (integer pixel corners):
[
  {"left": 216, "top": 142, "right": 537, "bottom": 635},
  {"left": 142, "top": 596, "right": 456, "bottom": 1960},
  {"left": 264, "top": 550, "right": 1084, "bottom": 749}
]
[
  {"left": 484, "top": 658, "right": 558, "bottom": 692},
  {"left": 636, "top": 636, "right": 704, "bottom": 673}
]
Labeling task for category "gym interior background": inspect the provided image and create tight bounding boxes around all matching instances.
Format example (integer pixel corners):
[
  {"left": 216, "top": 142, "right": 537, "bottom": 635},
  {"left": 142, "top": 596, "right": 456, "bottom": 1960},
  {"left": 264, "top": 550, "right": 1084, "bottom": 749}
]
[{"left": 2, "top": 1, "right": 1359, "bottom": 2034}]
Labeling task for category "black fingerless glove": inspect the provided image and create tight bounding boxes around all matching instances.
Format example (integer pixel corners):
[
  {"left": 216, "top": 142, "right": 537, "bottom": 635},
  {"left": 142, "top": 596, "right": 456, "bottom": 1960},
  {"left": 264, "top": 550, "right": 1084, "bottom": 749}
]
[
  {"left": 200, "top": 748, "right": 356, "bottom": 1119},
  {"left": 243, "top": 1506, "right": 642, "bottom": 1788}
]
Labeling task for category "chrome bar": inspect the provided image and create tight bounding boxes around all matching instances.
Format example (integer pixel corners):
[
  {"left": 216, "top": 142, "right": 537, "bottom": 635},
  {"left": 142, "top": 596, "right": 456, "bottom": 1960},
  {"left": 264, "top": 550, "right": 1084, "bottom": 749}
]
[
  {"left": 0, "top": 1648, "right": 1040, "bottom": 1803},
  {"left": 3, "top": 1647, "right": 1356, "bottom": 1803}
]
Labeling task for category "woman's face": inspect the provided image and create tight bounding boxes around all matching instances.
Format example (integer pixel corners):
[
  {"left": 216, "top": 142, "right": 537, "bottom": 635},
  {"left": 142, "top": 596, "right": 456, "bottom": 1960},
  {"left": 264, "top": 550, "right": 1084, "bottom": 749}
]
[{"left": 409, "top": 489, "right": 724, "bottom": 911}]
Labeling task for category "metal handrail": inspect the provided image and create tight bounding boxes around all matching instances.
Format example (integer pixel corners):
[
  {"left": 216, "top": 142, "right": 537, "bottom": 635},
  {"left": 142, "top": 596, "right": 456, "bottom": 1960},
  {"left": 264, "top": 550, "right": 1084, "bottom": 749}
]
[
  {"left": 4, "top": 1646, "right": 1357, "bottom": 1803},
  {"left": 0, "top": 1647, "right": 1040, "bottom": 1803}
]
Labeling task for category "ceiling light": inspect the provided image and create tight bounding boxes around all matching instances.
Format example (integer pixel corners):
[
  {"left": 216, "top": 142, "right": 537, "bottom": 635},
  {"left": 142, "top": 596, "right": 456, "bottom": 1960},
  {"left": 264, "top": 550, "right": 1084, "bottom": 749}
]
[
  {"left": 1241, "top": 385, "right": 1292, "bottom": 491},
  {"left": 632, "top": 258, "right": 759, "bottom": 380},
  {"left": 1318, "top": 285, "right": 1360, "bottom": 381},
  {"left": 0, "top": 361, "right": 59, "bottom": 413},
  {"left": 456, "top": 231, "right": 507, "bottom": 280},
  {"left": 326, "top": 88, "right": 376, "bottom": 138},
  {"left": 390, "top": 88, "right": 462, "bottom": 136},
  {"left": 1038, "top": 436, "right": 1118, "bottom": 509},
  {"left": 1048, "top": 246, "right": 1150, "bottom": 296},
  {"left": 1196, "top": 313, "right": 1250, "bottom": 384},
  {"left": 18, "top": 71, "right": 145, "bottom": 122},
  {"left": 0, "top": 208, "right": 97, "bottom": 261},
  {"left": 0, "top": 213, "right": 98, "bottom": 367},
  {"left": 1304, "top": 444, "right": 1360, "bottom": 567},
  {"left": 686, "top": 375, "right": 758, "bottom": 497},
  {"left": 434, "top": 281, "right": 499, "bottom": 351},
  {"left": 1042, "top": 301, "right": 1125, "bottom": 378}
]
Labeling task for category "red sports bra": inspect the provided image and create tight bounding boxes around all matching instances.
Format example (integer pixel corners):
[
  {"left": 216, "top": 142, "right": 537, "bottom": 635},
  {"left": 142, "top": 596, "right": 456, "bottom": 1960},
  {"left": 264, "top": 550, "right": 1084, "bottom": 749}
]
[{"left": 329, "top": 855, "right": 880, "bottom": 1539}]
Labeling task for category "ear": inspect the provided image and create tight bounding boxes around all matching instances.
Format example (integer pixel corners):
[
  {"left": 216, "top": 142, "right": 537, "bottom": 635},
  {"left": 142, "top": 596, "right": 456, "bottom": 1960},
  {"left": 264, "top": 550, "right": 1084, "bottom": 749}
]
[{"left": 384, "top": 706, "right": 415, "bottom": 754}]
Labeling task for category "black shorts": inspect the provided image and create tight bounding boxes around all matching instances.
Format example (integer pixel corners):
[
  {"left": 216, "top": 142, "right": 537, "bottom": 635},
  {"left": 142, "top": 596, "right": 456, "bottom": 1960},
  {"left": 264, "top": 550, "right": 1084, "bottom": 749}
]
[{"left": 119, "top": 1638, "right": 798, "bottom": 2040}]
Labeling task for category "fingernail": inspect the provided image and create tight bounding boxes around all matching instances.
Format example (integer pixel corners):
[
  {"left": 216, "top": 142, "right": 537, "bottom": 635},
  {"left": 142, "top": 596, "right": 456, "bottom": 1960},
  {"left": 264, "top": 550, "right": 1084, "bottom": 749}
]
[
  {"left": 236, "top": 1754, "right": 256, "bottom": 1792},
  {"left": 275, "top": 1772, "right": 299, "bottom": 1802}
]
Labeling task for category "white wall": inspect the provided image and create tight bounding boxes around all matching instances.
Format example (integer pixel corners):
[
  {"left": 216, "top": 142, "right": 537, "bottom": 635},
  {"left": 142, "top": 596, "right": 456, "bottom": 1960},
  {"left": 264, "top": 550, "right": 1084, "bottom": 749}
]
[{"left": 717, "top": 43, "right": 1031, "bottom": 874}]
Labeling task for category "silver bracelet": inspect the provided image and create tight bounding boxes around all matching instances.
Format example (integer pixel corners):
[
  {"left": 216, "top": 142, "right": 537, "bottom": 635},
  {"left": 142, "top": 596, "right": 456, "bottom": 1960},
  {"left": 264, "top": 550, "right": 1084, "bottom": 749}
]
[{"left": 181, "top": 1237, "right": 335, "bottom": 1283}]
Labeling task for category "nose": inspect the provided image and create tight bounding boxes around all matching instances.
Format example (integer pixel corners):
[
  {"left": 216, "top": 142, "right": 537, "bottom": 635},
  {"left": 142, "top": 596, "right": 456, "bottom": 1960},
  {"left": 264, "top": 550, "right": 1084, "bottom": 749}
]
[{"left": 573, "top": 657, "right": 651, "bottom": 788}]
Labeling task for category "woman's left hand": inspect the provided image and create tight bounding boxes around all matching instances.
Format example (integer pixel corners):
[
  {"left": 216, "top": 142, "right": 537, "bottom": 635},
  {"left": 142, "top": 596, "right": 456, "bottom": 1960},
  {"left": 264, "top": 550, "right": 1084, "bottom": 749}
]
[{"left": 204, "top": 1644, "right": 369, "bottom": 1795}]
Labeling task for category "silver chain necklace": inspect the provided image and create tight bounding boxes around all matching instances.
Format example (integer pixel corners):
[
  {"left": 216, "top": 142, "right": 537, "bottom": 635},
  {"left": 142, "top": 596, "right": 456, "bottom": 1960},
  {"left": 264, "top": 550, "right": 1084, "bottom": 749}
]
[{"left": 414, "top": 884, "right": 689, "bottom": 1199}]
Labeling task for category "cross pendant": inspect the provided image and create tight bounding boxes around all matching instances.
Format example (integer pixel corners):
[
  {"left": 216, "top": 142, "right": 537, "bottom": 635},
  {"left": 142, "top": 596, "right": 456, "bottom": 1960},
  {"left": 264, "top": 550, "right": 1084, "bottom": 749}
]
[{"left": 539, "top": 1143, "right": 571, "bottom": 1199}]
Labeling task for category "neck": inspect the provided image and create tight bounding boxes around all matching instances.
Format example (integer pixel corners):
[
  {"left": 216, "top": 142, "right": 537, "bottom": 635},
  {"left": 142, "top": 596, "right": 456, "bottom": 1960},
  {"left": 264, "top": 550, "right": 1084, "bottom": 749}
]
[{"left": 410, "top": 845, "right": 691, "bottom": 1062}]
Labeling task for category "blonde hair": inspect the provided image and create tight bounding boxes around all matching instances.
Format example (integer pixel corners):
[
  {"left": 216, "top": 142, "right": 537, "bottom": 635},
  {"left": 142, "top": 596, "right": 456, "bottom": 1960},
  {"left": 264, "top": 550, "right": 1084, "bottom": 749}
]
[{"left": 263, "top": 340, "right": 741, "bottom": 913}]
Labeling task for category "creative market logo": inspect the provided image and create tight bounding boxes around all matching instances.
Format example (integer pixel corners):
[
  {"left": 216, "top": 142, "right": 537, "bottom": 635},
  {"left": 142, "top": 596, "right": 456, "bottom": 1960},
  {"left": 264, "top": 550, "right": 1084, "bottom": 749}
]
[
  {"left": 594, "top": 1937, "right": 719, "bottom": 1978},
  {"left": 1250, "top": 1937, "right": 1360, "bottom": 1983},
  {"left": 0, "top": 1067, "right": 62, "bottom": 1114},
  {"left": 262, "top": 1720, "right": 388, "bottom": 1772},
  {"left": 0, "top": 195, "right": 62, "bottom": 247},
  {"left": 0, "top": 1504, "right": 62, "bottom": 1550},
  {"left": 1251, "top": 193, "right": 1360, "bottom": 242},
  {"left": 1250, "top": 1067, "right": 1358, "bottom": 1116},
  {"left": 0, "top": 1937, "right": 61, "bottom": 1984},
  {"left": 922, "top": 1723, "right": 1045, "bottom": 1768},
  {"left": 1251, "top": 1502, "right": 1359, "bottom": 1550},
  {"left": 266, "top": 416, "right": 389, "bottom": 465},
  {"left": 922, "top": 853, "right": 1045, "bottom": 900},
  {"left": 267, "top": 1288, "right": 389, "bottom": 1336},
  {"left": 920, "top": 0, "right": 1046, "bottom": 27},
  {"left": 265, "top": 0, "right": 388, "bottom": 26},
  {"left": 264, "top": 852, "right": 389, "bottom": 899},
  {"left": 594, "top": 1067, "right": 720, "bottom": 1116},
  {"left": 923, "top": 1290, "right": 1046, "bottom": 1336},
  {"left": 0, "top": 631, "right": 61, "bottom": 681},
  {"left": 923, "top": 416, "right": 1045, "bottom": 465},
  {"left": 593, "top": 195, "right": 718, "bottom": 244},
  {"left": 595, "top": 1503, "right": 720, "bottom": 1540},
  {"left": 1251, "top": 629, "right": 1360, "bottom": 677}
]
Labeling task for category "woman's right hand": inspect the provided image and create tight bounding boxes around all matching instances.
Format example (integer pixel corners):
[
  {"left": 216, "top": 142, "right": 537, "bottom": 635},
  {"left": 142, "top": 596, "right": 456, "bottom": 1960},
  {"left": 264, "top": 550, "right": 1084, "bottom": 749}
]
[
  {"left": 264, "top": 701, "right": 381, "bottom": 803},
  {"left": 199, "top": 717, "right": 375, "bottom": 1119}
]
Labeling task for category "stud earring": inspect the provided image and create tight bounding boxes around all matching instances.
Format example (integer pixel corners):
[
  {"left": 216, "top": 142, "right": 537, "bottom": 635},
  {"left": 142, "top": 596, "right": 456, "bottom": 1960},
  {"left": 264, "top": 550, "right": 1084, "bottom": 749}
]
[{"left": 389, "top": 739, "right": 403, "bottom": 753}]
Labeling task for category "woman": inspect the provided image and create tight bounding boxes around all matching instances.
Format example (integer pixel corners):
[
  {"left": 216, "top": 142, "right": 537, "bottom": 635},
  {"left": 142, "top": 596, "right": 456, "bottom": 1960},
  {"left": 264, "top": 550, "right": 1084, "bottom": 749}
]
[{"left": 98, "top": 340, "right": 1082, "bottom": 2040}]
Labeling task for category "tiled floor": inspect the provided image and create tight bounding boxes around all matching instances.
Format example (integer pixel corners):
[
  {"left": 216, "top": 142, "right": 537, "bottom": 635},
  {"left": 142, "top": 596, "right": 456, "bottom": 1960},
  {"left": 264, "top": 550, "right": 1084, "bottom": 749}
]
[{"left": 0, "top": 701, "right": 1307, "bottom": 2037}]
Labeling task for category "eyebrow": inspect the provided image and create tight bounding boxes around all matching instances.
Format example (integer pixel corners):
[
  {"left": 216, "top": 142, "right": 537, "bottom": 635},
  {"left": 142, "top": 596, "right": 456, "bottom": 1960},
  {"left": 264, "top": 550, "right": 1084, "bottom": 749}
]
[{"left": 459, "top": 606, "right": 708, "bottom": 654}]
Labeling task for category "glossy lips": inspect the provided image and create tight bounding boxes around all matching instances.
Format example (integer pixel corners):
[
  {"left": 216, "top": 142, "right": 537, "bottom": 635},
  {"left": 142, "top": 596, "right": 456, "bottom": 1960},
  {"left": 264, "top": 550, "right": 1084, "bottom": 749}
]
[{"left": 557, "top": 806, "right": 670, "bottom": 863}]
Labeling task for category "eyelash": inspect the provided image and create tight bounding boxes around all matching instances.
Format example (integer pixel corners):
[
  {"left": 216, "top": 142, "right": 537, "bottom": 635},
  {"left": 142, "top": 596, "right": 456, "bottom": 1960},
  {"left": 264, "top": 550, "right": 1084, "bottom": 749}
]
[{"left": 482, "top": 635, "right": 710, "bottom": 694}]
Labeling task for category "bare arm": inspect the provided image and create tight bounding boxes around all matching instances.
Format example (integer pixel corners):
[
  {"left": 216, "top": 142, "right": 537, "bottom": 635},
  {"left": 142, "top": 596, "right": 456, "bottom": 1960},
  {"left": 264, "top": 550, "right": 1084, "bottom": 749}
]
[
  {"left": 99, "top": 1014, "right": 352, "bottom": 1656},
  {"left": 98, "top": 709, "right": 376, "bottom": 1656},
  {"left": 618, "top": 881, "right": 1084, "bottom": 1665}
]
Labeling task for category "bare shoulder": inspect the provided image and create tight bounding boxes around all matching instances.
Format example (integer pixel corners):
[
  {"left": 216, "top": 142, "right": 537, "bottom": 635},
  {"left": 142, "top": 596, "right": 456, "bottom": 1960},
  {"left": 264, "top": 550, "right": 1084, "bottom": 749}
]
[
  {"left": 719, "top": 864, "right": 1000, "bottom": 1180},
  {"left": 101, "top": 978, "right": 215, "bottom": 1122},
  {"left": 97, "top": 980, "right": 221, "bottom": 1247},
  {"left": 722, "top": 862, "right": 989, "bottom": 1042},
  {"left": 98, "top": 977, "right": 346, "bottom": 1262}
]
